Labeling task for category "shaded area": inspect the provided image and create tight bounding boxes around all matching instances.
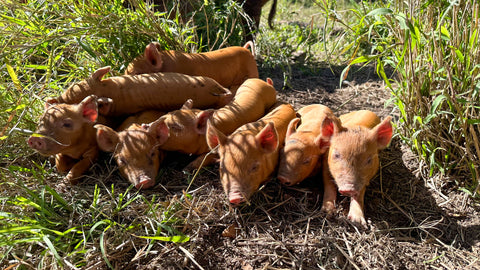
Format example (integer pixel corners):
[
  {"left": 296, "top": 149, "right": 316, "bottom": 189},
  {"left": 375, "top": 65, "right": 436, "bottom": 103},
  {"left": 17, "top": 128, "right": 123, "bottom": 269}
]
[
  {"left": 19, "top": 60, "right": 479, "bottom": 269},
  {"left": 117, "top": 62, "right": 478, "bottom": 269}
]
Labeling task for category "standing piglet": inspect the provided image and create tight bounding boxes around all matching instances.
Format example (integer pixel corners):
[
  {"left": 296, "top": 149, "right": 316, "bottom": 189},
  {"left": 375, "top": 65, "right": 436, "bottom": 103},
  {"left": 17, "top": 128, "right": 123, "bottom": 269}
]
[
  {"left": 27, "top": 95, "right": 100, "bottom": 184},
  {"left": 277, "top": 104, "right": 341, "bottom": 186},
  {"left": 144, "top": 78, "right": 277, "bottom": 170},
  {"left": 321, "top": 110, "right": 393, "bottom": 226},
  {"left": 125, "top": 41, "right": 259, "bottom": 91},
  {"left": 206, "top": 102, "right": 296, "bottom": 205},
  {"left": 95, "top": 110, "right": 166, "bottom": 189},
  {"left": 49, "top": 66, "right": 232, "bottom": 116}
]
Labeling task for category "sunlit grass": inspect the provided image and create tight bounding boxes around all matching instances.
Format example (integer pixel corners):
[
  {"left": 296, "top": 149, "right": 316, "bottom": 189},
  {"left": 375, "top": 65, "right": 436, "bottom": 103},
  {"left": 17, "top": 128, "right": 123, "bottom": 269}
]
[
  {"left": 0, "top": 0, "right": 243, "bottom": 267},
  {"left": 1, "top": 0, "right": 478, "bottom": 268}
]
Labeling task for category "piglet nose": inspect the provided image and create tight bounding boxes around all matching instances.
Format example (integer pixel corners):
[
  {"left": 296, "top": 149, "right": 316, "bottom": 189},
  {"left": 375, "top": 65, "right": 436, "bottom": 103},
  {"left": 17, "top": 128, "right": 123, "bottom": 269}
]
[
  {"left": 229, "top": 191, "right": 245, "bottom": 205},
  {"left": 338, "top": 189, "right": 359, "bottom": 197},
  {"left": 135, "top": 179, "right": 154, "bottom": 189},
  {"left": 28, "top": 136, "right": 44, "bottom": 150},
  {"left": 277, "top": 176, "right": 292, "bottom": 186}
]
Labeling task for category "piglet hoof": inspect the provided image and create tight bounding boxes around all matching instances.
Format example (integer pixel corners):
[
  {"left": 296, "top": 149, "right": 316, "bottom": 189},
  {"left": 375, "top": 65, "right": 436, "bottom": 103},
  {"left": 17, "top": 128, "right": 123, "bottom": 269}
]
[
  {"left": 320, "top": 201, "right": 336, "bottom": 216},
  {"left": 65, "top": 172, "right": 81, "bottom": 185},
  {"left": 347, "top": 213, "right": 368, "bottom": 228},
  {"left": 182, "top": 164, "right": 198, "bottom": 175}
]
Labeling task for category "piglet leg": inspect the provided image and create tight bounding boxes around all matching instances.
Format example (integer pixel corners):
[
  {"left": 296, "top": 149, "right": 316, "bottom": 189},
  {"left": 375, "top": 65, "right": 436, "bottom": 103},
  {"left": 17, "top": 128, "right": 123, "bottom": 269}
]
[
  {"left": 183, "top": 153, "right": 218, "bottom": 173},
  {"left": 55, "top": 154, "right": 76, "bottom": 173},
  {"left": 321, "top": 156, "right": 337, "bottom": 214},
  {"left": 65, "top": 147, "right": 99, "bottom": 184},
  {"left": 347, "top": 188, "right": 367, "bottom": 227}
]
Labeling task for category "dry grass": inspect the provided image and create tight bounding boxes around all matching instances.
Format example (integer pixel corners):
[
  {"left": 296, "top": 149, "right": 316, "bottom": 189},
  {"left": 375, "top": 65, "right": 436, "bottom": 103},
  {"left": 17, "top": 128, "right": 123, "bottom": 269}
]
[{"left": 1, "top": 0, "right": 479, "bottom": 269}]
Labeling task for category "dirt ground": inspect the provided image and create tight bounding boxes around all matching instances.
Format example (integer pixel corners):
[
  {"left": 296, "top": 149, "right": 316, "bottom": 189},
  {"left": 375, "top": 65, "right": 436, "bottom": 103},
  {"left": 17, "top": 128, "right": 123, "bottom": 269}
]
[{"left": 74, "top": 62, "right": 479, "bottom": 269}]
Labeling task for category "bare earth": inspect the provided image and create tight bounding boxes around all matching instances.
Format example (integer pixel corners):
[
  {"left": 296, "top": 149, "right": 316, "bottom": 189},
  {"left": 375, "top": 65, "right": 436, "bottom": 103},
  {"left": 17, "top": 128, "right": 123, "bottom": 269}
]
[{"left": 52, "top": 63, "right": 480, "bottom": 269}]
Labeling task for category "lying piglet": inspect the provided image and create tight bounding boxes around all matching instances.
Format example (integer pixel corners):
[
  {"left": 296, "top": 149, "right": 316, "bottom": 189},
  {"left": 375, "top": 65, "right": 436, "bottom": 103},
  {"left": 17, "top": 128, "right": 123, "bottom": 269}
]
[
  {"left": 145, "top": 78, "right": 277, "bottom": 170},
  {"left": 277, "top": 104, "right": 341, "bottom": 186},
  {"left": 125, "top": 41, "right": 259, "bottom": 91},
  {"left": 27, "top": 95, "right": 100, "bottom": 184},
  {"left": 48, "top": 66, "right": 232, "bottom": 116},
  {"left": 95, "top": 110, "right": 166, "bottom": 189},
  {"left": 206, "top": 102, "right": 296, "bottom": 205},
  {"left": 321, "top": 110, "right": 393, "bottom": 226}
]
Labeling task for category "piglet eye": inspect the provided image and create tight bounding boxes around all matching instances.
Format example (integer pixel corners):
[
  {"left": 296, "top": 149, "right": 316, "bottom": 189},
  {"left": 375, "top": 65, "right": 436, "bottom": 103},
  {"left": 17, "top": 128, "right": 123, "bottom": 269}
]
[
  {"left": 150, "top": 150, "right": 156, "bottom": 158},
  {"left": 365, "top": 156, "right": 373, "bottom": 165},
  {"left": 62, "top": 119, "right": 74, "bottom": 129},
  {"left": 333, "top": 150, "right": 341, "bottom": 160},
  {"left": 250, "top": 162, "right": 260, "bottom": 172},
  {"left": 117, "top": 157, "right": 127, "bottom": 167},
  {"left": 302, "top": 157, "right": 312, "bottom": 165},
  {"left": 170, "top": 123, "right": 183, "bottom": 132}
]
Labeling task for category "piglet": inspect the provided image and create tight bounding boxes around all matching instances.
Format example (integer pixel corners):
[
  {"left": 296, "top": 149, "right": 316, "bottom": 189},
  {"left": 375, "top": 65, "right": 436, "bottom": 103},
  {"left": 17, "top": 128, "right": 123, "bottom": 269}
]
[
  {"left": 49, "top": 66, "right": 233, "bottom": 116},
  {"left": 277, "top": 104, "right": 341, "bottom": 186},
  {"left": 125, "top": 41, "right": 259, "bottom": 91},
  {"left": 321, "top": 110, "right": 393, "bottom": 226},
  {"left": 145, "top": 78, "right": 277, "bottom": 170},
  {"left": 206, "top": 102, "right": 296, "bottom": 205},
  {"left": 95, "top": 110, "right": 166, "bottom": 189},
  {"left": 27, "top": 95, "right": 100, "bottom": 184}
]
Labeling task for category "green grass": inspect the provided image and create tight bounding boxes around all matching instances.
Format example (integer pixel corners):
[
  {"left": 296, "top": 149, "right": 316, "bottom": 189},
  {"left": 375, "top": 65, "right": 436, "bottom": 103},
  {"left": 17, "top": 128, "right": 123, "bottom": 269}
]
[
  {"left": 339, "top": 0, "right": 480, "bottom": 192},
  {"left": 1, "top": 0, "right": 479, "bottom": 268},
  {"left": 0, "top": 0, "right": 245, "bottom": 267}
]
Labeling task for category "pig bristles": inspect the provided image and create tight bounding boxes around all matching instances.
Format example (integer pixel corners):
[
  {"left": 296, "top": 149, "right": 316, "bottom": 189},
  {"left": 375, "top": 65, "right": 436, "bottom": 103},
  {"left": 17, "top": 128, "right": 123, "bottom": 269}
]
[{"left": 185, "top": 145, "right": 219, "bottom": 194}]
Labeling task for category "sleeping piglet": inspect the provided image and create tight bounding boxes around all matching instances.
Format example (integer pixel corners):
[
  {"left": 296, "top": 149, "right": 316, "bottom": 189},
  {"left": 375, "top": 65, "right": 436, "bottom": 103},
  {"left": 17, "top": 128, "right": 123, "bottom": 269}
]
[
  {"left": 49, "top": 66, "right": 233, "bottom": 116},
  {"left": 125, "top": 41, "right": 259, "bottom": 91}
]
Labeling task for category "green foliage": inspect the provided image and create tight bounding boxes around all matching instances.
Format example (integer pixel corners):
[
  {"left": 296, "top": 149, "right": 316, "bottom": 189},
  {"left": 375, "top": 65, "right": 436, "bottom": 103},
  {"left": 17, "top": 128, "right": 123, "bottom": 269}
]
[
  {"left": 189, "top": 0, "right": 247, "bottom": 50},
  {"left": 0, "top": 169, "right": 190, "bottom": 268},
  {"left": 0, "top": 0, "right": 247, "bottom": 151},
  {"left": 0, "top": 0, "right": 245, "bottom": 267},
  {"left": 335, "top": 0, "right": 480, "bottom": 191}
]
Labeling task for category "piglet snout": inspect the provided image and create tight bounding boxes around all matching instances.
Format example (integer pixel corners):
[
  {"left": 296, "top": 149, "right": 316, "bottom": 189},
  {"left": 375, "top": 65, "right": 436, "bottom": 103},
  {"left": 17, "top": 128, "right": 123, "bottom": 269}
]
[
  {"left": 338, "top": 189, "right": 358, "bottom": 197},
  {"left": 277, "top": 176, "right": 293, "bottom": 186},
  {"left": 229, "top": 191, "right": 246, "bottom": 205},
  {"left": 338, "top": 184, "right": 359, "bottom": 197},
  {"left": 28, "top": 136, "right": 45, "bottom": 151},
  {"left": 135, "top": 179, "right": 155, "bottom": 189}
]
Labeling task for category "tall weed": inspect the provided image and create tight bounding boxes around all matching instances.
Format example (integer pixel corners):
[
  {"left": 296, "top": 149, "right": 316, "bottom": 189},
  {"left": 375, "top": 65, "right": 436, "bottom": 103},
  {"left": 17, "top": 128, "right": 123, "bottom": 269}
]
[{"left": 334, "top": 0, "right": 480, "bottom": 191}]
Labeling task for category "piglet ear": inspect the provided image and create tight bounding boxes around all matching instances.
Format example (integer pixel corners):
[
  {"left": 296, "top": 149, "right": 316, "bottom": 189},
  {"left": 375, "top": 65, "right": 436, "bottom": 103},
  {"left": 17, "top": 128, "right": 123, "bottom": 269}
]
[
  {"left": 181, "top": 99, "right": 194, "bottom": 110},
  {"left": 94, "top": 124, "right": 119, "bottom": 152},
  {"left": 373, "top": 116, "right": 393, "bottom": 149},
  {"left": 79, "top": 95, "right": 98, "bottom": 123},
  {"left": 145, "top": 42, "right": 163, "bottom": 70},
  {"left": 92, "top": 66, "right": 111, "bottom": 81},
  {"left": 206, "top": 119, "right": 227, "bottom": 150},
  {"left": 196, "top": 110, "right": 214, "bottom": 134},
  {"left": 321, "top": 117, "right": 335, "bottom": 138},
  {"left": 147, "top": 117, "right": 169, "bottom": 145},
  {"left": 266, "top": 78, "right": 274, "bottom": 86},
  {"left": 45, "top": 98, "right": 58, "bottom": 108},
  {"left": 314, "top": 117, "right": 334, "bottom": 151},
  {"left": 286, "top": 117, "right": 300, "bottom": 138},
  {"left": 256, "top": 122, "right": 278, "bottom": 153},
  {"left": 243, "top": 40, "right": 255, "bottom": 56}
]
